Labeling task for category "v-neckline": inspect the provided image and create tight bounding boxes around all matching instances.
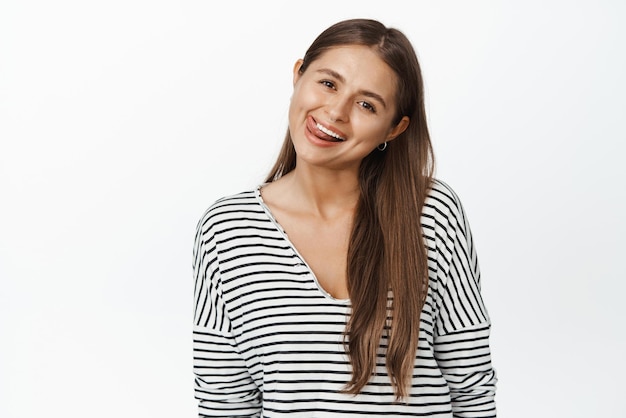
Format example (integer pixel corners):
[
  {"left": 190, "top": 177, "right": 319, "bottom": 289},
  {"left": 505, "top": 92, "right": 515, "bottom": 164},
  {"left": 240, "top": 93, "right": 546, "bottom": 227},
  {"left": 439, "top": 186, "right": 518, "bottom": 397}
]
[{"left": 254, "top": 185, "right": 350, "bottom": 303}]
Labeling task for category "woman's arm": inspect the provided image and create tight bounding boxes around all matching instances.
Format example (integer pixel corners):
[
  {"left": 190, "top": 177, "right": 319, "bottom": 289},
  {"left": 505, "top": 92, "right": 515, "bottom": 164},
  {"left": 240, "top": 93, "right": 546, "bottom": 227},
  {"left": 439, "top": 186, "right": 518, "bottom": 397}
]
[
  {"left": 434, "top": 325, "right": 497, "bottom": 417},
  {"left": 432, "top": 182, "right": 497, "bottom": 417},
  {"left": 193, "top": 217, "right": 262, "bottom": 417}
]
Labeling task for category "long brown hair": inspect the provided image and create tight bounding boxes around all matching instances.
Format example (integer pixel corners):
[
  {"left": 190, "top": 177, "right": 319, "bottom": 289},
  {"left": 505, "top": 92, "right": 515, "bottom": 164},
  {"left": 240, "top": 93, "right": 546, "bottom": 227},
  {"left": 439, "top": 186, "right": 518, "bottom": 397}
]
[{"left": 265, "top": 19, "right": 435, "bottom": 399}]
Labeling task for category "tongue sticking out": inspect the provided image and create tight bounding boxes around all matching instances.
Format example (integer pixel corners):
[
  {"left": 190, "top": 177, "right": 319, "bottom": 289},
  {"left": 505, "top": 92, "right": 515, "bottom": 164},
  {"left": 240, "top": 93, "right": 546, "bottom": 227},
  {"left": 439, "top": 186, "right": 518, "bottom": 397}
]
[{"left": 307, "top": 116, "right": 345, "bottom": 143}]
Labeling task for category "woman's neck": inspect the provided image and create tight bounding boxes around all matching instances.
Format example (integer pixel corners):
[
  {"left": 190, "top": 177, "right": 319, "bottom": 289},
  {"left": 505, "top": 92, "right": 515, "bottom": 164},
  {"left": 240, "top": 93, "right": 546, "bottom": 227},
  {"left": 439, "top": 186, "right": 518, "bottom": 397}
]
[{"left": 273, "top": 165, "right": 360, "bottom": 220}]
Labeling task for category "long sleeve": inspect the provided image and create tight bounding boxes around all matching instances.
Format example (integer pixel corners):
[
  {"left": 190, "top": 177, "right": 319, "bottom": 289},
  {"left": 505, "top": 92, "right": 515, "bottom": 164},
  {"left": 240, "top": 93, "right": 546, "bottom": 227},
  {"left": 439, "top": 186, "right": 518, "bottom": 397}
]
[
  {"left": 193, "top": 216, "right": 262, "bottom": 417},
  {"left": 432, "top": 183, "right": 497, "bottom": 417}
]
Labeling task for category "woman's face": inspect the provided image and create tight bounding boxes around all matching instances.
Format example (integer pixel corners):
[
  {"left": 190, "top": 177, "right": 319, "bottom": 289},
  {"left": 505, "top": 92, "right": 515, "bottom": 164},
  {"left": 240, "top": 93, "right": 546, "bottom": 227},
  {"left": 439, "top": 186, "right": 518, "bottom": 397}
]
[{"left": 288, "top": 45, "right": 409, "bottom": 173}]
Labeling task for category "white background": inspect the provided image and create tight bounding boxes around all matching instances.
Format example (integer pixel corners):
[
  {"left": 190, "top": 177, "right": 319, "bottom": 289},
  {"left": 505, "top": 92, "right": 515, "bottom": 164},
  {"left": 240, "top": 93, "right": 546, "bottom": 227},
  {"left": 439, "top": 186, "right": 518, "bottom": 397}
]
[{"left": 1, "top": 1, "right": 625, "bottom": 417}]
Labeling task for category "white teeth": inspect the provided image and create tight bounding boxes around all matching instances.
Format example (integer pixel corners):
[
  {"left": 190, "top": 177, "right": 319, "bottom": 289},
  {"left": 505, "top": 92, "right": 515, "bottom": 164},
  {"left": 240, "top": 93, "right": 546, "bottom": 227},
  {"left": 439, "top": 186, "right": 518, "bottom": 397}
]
[{"left": 316, "top": 123, "right": 345, "bottom": 141}]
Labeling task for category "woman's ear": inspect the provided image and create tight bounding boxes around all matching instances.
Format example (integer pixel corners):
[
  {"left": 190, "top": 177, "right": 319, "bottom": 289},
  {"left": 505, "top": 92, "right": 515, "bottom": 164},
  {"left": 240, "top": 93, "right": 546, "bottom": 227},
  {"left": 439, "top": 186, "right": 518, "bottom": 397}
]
[
  {"left": 293, "top": 59, "right": 304, "bottom": 86},
  {"left": 386, "top": 116, "right": 410, "bottom": 142}
]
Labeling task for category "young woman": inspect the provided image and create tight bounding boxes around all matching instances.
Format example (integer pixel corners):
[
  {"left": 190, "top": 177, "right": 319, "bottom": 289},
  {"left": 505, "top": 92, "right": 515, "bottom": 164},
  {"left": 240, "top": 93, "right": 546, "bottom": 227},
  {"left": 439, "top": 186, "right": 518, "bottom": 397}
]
[{"left": 193, "top": 19, "right": 497, "bottom": 417}]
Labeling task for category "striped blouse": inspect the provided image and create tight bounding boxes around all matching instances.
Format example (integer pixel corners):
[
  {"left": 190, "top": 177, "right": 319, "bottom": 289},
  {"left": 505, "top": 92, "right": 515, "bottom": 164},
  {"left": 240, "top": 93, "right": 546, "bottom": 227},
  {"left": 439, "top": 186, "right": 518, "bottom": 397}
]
[{"left": 193, "top": 179, "right": 497, "bottom": 417}]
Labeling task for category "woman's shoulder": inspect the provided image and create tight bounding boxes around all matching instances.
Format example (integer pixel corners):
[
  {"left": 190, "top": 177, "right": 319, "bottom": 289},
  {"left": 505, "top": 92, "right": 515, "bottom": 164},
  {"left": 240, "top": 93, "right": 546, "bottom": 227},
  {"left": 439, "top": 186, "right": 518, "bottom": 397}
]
[
  {"left": 210, "top": 188, "right": 260, "bottom": 209},
  {"left": 426, "top": 178, "right": 466, "bottom": 214},
  {"left": 424, "top": 178, "right": 476, "bottom": 241},
  {"left": 196, "top": 188, "right": 264, "bottom": 232}
]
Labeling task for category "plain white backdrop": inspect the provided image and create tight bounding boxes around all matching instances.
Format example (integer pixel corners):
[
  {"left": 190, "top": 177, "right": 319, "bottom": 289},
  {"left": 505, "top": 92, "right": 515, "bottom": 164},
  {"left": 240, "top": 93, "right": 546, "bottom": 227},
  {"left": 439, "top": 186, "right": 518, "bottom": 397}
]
[{"left": 1, "top": 1, "right": 625, "bottom": 417}]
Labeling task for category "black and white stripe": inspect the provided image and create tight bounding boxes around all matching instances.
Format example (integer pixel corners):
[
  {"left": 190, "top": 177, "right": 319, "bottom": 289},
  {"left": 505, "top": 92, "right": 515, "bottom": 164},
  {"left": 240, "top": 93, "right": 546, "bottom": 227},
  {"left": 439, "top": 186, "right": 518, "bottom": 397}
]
[{"left": 193, "top": 179, "right": 497, "bottom": 417}]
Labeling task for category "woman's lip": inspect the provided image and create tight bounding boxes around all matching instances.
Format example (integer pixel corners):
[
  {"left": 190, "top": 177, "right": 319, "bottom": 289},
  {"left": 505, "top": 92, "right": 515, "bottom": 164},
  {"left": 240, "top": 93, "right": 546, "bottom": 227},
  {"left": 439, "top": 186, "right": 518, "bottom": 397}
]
[
  {"left": 304, "top": 116, "right": 343, "bottom": 147},
  {"left": 310, "top": 116, "right": 347, "bottom": 140}
]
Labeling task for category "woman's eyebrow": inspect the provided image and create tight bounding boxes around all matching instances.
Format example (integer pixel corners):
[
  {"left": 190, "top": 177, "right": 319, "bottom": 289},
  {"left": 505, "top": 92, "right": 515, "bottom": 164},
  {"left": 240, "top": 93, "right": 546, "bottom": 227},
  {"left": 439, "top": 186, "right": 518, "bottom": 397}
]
[{"left": 316, "top": 68, "right": 387, "bottom": 109}]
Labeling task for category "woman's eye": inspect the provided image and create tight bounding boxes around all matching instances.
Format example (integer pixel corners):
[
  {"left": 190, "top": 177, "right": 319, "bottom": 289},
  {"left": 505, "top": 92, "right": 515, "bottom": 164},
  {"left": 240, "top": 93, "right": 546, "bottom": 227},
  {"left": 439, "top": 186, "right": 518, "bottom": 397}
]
[
  {"left": 359, "top": 101, "right": 376, "bottom": 113},
  {"left": 320, "top": 80, "right": 335, "bottom": 89}
]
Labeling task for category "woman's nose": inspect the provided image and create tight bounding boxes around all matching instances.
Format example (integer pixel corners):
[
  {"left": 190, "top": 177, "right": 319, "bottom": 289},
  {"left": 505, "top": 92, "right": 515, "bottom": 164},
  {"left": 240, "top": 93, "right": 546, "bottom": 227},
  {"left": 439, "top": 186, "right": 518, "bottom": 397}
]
[{"left": 325, "top": 95, "right": 350, "bottom": 123}]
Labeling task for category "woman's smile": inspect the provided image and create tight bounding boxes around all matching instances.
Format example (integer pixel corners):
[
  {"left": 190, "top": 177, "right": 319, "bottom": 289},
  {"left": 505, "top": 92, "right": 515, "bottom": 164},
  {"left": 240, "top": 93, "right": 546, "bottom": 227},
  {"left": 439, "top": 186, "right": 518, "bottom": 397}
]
[{"left": 305, "top": 116, "right": 346, "bottom": 145}]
